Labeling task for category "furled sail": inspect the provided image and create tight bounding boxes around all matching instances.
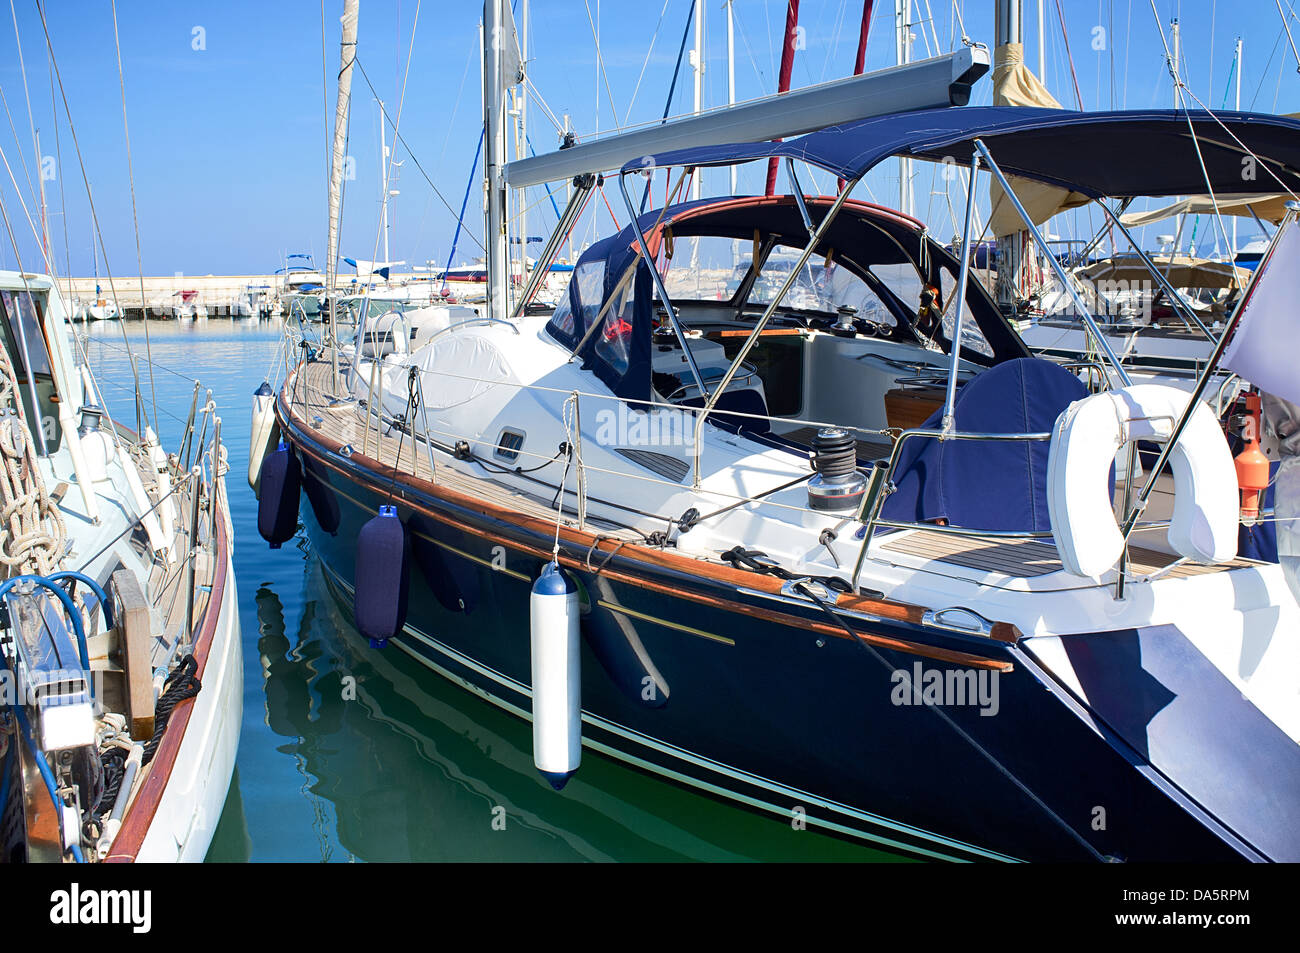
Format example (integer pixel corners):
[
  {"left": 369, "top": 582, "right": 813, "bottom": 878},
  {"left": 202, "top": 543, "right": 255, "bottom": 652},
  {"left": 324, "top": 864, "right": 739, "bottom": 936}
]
[
  {"left": 326, "top": 0, "right": 361, "bottom": 344},
  {"left": 499, "top": 0, "right": 523, "bottom": 88},
  {"left": 988, "top": 42, "right": 1090, "bottom": 237}
]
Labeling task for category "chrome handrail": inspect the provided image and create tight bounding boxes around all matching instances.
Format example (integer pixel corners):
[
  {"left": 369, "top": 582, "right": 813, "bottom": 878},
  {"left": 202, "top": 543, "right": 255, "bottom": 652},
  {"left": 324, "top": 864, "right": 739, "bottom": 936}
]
[
  {"left": 422, "top": 315, "right": 521, "bottom": 346},
  {"left": 850, "top": 426, "right": 1053, "bottom": 591}
]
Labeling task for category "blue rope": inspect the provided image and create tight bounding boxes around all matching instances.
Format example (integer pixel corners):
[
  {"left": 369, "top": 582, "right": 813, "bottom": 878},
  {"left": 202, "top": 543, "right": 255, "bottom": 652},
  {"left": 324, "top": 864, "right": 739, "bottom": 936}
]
[
  {"left": 442, "top": 128, "right": 485, "bottom": 294},
  {"left": 0, "top": 575, "right": 92, "bottom": 697},
  {"left": 44, "top": 571, "right": 114, "bottom": 631}
]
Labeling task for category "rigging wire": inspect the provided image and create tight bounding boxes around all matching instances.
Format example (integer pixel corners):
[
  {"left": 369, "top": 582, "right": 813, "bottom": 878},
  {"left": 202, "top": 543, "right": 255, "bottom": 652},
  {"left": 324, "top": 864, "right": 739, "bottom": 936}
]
[
  {"left": 583, "top": 0, "right": 623, "bottom": 133},
  {"left": 109, "top": 0, "right": 159, "bottom": 436},
  {"left": 1250, "top": 24, "right": 1287, "bottom": 109},
  {"left": 641, "top": 1, "right": 697, "bottom": 213},
  {"left": 1051, "top": 0, "right": 1084, "bottom": 109},
  {"left": 0, "top": 85, "right": 38, "bottom": 226},
  {"left": 354, "top": 57, "right": 485, "bottom": 254},
  {"left": 34, "top": 0, "right": 151, "bottom": 433},
  {"left": 620, "top": 0, "right": 672, "bottom": 126},
  {"left": 359, "top": 0, "right": 421, "bottom": 287},
  {"left": 48, "top": 50, "right": 74, "bottom": 310},
  {"left": 1276, "top": 0, "right": 1300, "bottom": 72},
  {"left": 7, "top": 0, "right": 41, "bottom": 219}
]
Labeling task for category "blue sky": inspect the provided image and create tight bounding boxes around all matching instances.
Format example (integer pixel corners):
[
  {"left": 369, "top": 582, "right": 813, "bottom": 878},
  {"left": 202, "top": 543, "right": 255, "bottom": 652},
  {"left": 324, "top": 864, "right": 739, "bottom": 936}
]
[{"left": 0, "top": 0, "right": 1297, "bottom": 277}]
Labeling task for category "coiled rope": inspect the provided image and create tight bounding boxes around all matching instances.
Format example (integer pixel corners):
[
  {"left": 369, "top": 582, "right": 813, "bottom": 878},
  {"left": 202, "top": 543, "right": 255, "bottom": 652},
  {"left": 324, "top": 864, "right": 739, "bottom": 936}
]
[
  {"left": 0, "top": 345, "right": 64, "bottom": 578},
  {"left": 142, "top": 654, "right": 201, "bottom": 767}
]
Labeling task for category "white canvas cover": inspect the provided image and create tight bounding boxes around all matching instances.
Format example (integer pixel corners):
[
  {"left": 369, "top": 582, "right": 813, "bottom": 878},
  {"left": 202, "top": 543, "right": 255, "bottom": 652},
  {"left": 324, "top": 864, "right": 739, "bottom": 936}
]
[
  {"left": 1223, "top": 218, "right": 1300, "bottom": 407},
  {"left": 411, "top": 334, "right": 518, "bottom": 411},
  {"left": 1120, "top": 194, "right": 1291, "bottom": 228}
]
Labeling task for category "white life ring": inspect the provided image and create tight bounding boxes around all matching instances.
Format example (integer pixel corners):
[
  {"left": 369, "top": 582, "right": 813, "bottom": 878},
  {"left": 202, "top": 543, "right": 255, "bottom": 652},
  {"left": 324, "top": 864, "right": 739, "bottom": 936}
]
[{"left": 1047, "top": 383, "right": 1239, "bottom": 578}]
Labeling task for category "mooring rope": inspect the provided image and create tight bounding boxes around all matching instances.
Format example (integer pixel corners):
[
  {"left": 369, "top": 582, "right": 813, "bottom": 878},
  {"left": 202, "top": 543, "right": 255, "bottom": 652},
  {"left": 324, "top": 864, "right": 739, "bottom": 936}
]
[{"left": 0, "top": 346, "right": 64, "bottom": 579}]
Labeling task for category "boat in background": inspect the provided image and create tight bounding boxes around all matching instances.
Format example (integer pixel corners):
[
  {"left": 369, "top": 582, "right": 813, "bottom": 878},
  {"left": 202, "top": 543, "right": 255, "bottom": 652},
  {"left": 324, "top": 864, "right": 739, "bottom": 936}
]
[
  {"left": 277, "top": 253, "right": 325, "bottom": 319},
  {"left": 72, "top": 290, "right": 120, "bottom": 322},
  {"left": 0, "top": 270, "right": 241, "bottom": 862},
  {"left": 1020, "top": 252, "right": 1252, "bottom": 382}
]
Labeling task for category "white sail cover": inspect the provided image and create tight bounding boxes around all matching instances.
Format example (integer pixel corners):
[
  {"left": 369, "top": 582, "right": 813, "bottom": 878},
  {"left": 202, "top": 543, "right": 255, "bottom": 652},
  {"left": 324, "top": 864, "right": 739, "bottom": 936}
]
[
  {"left": 1223, "top": 218, "right": 1300, "bottom": 405},
  {"left": 348, "top": 258, "right": 407, "bottom": 277}
]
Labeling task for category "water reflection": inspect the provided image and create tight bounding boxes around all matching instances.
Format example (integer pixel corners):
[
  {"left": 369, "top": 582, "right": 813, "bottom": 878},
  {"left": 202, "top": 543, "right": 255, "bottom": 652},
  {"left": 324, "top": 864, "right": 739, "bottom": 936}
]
[{"left": 84, "top": 320, "right": 900, "bottom": 863}]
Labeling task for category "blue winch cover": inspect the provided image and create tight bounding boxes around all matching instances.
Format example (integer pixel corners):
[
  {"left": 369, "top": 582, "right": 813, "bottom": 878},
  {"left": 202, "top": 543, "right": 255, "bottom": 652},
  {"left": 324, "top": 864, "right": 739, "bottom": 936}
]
[{"left": 880, "top": 358, "right": 1090, "bottom": 533}]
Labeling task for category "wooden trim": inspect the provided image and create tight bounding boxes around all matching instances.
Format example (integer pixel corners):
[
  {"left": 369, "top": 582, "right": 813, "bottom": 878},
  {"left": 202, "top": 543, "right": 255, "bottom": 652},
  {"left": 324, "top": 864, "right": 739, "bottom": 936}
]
[
  {"left": 104, "top": 488, "right": 230, "bottom": 863},
  {"left": 281, "top": 377, "right": 1014, "bottom": 673},
  {"left": 713, "top": 328, "right": 805, "bottom": 339}
]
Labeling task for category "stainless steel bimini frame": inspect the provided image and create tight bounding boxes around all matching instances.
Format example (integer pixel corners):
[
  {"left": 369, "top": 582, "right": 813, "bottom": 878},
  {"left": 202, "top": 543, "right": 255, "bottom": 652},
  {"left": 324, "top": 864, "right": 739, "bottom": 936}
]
[
  {"left": 615, "top": 161, "right": 863, "bottom": 491},
  {"left": 845, "top": 144, "right": 1286, "bottom": 596},
  {"left": 842, "top": 141, "right": 1145, "bottom": 593}
]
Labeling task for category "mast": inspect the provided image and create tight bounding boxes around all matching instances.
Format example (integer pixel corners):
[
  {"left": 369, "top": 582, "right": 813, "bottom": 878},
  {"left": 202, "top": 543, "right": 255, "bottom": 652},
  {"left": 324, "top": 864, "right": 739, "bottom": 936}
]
[
  {"left": 726, "top": 0, "right": 736, "bottom": 195},
  {"left": 1170, "top": 18, "right": 1183, "bottom": 248},
  {"left": 894, "top": 0, "right": 913, "bottom": 217},
  {"left": 483, "top": 0, "right": 510, "bottom": 318},
  {"left": 1036, "top": 0, "right": 1045, "bottom": 83},
  {"left": 327, "top": 0, "right": 360, "bottom": 386},
  {"left": 1171, "top": 18, "right": 1182, "bottom": 109},
  {"left": 517, "top": 0, "right": 529, "bottom": 298},
  {"left": 1234, "top": 36, "right": 1242, "bottom": 256},
  {"left": 691, "top": 0, "right": 706, "bottom": 201},
  {"left": 378, "top": 98, "right": 390, "bottom": 267},
  {"left": 993, "top": 0, "right": 1026, "bottom": 313}
]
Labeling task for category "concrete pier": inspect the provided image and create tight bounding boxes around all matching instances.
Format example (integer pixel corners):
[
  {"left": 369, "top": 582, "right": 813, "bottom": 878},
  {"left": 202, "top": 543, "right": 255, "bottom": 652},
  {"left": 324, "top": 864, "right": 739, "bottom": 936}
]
[{"left": 58, "top": 273, "right": 280, "bottom": 317}]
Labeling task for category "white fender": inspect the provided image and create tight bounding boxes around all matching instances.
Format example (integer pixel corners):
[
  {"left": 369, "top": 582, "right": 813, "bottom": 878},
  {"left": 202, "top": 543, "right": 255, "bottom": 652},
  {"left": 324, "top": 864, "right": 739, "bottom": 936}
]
[
  {"left": 530, "top": 562, "right": 581, "bottom": 790},
  {"left": 1047, "top": 383, "right": 1239, "bottom": 577},
  {"left": 248, "top": 382, "right": 279, "bottom": 495},
  {"left": 144, "top": 427, "right": 178, "bottom": 553},
  {"left": 55, "top": 398, "right": 101, "bottom": 523}
]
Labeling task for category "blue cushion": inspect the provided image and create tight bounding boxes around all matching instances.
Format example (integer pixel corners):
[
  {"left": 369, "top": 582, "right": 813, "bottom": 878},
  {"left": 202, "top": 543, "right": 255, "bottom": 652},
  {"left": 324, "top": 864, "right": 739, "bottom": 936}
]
[
  {"left": 880, "top": 358, "right": 1090, "bottom": 533},
  {"left": 683, "top": 388, "right": 771, "bottom": 435}
]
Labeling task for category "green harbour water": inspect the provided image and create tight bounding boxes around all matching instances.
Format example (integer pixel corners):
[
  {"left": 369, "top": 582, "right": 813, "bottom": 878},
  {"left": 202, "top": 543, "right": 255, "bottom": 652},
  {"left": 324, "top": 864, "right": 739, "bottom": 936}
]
[{"left": 81, "top": 319, "right": 904, "bottom": 863}]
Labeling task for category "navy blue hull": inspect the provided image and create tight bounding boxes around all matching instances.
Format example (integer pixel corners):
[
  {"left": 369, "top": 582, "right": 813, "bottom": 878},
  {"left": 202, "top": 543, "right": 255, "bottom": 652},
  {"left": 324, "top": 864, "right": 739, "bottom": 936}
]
[{"left": 284, "top": 417, "right": 1269, "bottom": 862}]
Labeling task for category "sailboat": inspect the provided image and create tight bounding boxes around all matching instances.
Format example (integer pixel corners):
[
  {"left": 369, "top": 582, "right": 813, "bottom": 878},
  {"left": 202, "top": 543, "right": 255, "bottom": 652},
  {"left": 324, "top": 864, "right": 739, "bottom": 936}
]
[
  {"left": 73, "top": 232, "right": 119, "bottom": 322},
  {"left": 262, "top": 0, "right": 1300, "bottom": 862},
  {"left": 0, "top": 271, "right": 242, "bottom": 862}
]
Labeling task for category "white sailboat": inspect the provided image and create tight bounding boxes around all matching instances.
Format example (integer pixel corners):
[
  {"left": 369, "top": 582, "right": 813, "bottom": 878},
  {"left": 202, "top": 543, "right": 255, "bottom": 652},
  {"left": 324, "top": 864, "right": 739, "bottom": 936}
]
[{"left": 0, "top": 272, "right": 241, "bottom": 862}]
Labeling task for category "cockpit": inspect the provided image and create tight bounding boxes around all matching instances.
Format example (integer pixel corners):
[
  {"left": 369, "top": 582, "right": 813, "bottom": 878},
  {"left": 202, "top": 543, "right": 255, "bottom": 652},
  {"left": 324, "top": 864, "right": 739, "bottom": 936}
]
[{"left": 545, "top": 195, "right": 1027, "bottom": 454}]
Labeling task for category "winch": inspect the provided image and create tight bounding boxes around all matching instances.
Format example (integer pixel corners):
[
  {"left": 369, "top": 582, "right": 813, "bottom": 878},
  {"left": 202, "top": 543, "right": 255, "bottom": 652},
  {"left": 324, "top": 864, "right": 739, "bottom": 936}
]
[{"left": 806, "top": 428, "right": 866, "bottom": 512}]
